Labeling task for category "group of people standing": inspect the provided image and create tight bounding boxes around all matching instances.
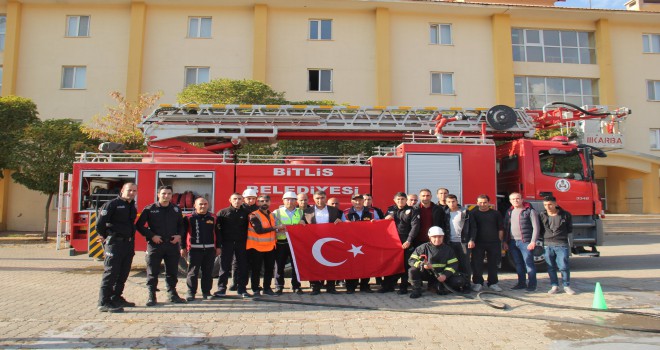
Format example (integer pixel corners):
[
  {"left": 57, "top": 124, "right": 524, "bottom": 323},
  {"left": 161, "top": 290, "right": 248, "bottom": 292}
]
[{"left": 95, "top": 183, "right": 575, "bottom": 313}]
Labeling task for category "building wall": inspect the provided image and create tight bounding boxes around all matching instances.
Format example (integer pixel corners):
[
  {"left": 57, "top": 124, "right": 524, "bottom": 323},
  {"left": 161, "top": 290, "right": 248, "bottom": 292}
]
[
  {"left": 14, "top": 4, "right": 130, "bottom": 120},
  {"left": 141, "top": 5, "right": 254, "bottom": 103},
  {"left": 1, "top": 0, "right": 659, "bottom": 231}
]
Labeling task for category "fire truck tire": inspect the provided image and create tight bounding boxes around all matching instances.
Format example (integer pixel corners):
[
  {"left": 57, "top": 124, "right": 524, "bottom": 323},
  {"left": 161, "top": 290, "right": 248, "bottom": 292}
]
[
  {"left": 502, "top": 251, "right": 547, "bottom": 272},
  {"left": 486, "top": 105, "right": 517, "bottom": 130}
]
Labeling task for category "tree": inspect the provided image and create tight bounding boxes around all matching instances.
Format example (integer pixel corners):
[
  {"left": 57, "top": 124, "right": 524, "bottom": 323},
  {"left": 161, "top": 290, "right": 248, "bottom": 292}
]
[
  {"left": 177, "top": 79, "right": 286, "bottom": 105},
  {"left": 0, "top": 96, "right": 40, "bottom": 176},
  {"left": 82, "top": 91, "right": 162, "bottom": 150},
  {"left": 10, "top": 119, "right": 97, "bottom": 240}
]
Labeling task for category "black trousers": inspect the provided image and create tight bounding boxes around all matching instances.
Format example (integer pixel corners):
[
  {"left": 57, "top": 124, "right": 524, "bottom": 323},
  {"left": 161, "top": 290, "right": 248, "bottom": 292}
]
[
  {"left": 186, "top": 248, "right": 216, "bottom": 295},
  {"left": 275, "top": 243, "right": 300, "bottom": 290},
  {"left": 345, "top": 278, "right": 370, "bottom": 291},
  {"left": 383, "top": 245, "right": 414, "bottom": 289},
  {"left": 472, "top": 241, "right": 501, "bottom": 286},
  {"left": 146, "top": 241, "right": 180, "bottom": 294},
  {"left": 311, "top": 280, "right": 336, "bottom": 291},
  {"left": 247, "top": 248, "right": 276, "bottom": 292},
  {"left": 449, "top": 241, "right": 472, "bottom": 277},
  {"left": 98, "top": 239, "right": 135, "bottom": 305},
  {"left": 218, "top": 239, "right": 248, "bottom": 293}
]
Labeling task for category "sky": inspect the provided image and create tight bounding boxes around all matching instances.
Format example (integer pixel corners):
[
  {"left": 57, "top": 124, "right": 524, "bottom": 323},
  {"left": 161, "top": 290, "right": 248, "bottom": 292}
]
[{"left": 554, "top": 0, "right": 628, "bottom": 9}]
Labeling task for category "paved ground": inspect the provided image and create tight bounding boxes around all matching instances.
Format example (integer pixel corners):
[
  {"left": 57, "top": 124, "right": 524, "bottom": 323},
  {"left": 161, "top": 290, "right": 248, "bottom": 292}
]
[{"left": 0, "top": 233, "right": 658, "bottom": 349}]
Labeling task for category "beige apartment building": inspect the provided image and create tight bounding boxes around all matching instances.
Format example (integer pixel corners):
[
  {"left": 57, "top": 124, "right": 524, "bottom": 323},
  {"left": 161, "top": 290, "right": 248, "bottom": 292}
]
[{"left": 0, "top": 0, "right": 658, "bottom": 231}]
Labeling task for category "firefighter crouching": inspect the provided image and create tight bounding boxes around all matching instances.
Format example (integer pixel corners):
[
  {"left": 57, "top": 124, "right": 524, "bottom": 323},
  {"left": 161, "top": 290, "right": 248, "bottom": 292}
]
[
  {"left": 408, "top": 226, "right": 459, "bottom": 299},
  {"left": 96, "top": 182, "right": 138, "bottom": 313},
  {"left": 181, "top": 198, "right": 218, "bottom": 301},
  {"left": 136, "top": 185, "right": 186, "bottom": 306},
  {"left": 272, "top": 191, "right": 304, "bottom": 295}
]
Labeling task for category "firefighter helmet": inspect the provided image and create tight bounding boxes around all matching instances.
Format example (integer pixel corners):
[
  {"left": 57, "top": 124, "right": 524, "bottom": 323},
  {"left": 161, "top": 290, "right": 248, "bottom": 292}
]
[
  {"left": 242, "top": 188, "right": 258, "bottom": 198},
  {"left": 282, "top": 191, "right": 297, "bottom": 199}
]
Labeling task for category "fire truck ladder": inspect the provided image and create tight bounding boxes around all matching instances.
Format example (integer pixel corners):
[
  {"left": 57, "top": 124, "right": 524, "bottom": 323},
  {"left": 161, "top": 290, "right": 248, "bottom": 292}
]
[
  {"left": 138, "top": 104, "right": 539, "bottom": 143},
  {"left": 56, "top": 172, "right": 72, "bottom": 250}
]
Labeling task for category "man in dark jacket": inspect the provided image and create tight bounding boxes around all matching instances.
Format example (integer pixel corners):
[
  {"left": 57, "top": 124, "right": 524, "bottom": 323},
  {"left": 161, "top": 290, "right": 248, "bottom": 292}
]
[
  {"left": 96, "top": 182, "right": 137, "bottom": 313},
  {"left": 302, "top": 190, "right": 343, "bottom": 295},
  {"left": 343, "top": 194, "right": 377, "bottom": 293},
  {"left": 215, "top": 192, "right": 251, "bottom": 298},
  {"left": 182, "top": 198, "right": 217, "bottom": 301},
  {"left": 539, "top": 196, "right": 576, "bottom": 295},
  {"left": 379, "top": 192, "right": 420, "bottom": 295},
  {"left": 136, "top": 185, "right": 186, "bottom": 306}
]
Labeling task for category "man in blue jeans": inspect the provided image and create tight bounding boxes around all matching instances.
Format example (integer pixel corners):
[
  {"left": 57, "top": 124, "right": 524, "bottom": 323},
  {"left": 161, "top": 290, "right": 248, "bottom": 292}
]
[
  {"left": 539, "top": 196, "right": 576, "bottom": 295},
  {"left": 503, "top": 192, "right": 540, "bottom": 292}
]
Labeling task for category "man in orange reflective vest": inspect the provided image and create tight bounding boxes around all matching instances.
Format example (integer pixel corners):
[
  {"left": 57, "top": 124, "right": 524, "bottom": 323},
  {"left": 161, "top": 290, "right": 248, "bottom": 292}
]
[{"left": 247, "top": 194, "right": 284, "bottom": 296}]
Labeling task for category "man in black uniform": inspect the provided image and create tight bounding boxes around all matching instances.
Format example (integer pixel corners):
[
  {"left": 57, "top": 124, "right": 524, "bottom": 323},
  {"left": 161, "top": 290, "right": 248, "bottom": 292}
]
[
  {"left": 379, "top": 192, "right": 420, "bottom": 295},
  {"left": 136, "top": 185, "right": 186, "bottom": 306},
  {"left": 408, "top": 226, "right": 459, "bottom": 298},
  {"left": 96, "top": 182, "right": 138, "bottom": 313},
  {"left": 469, "top": 194, "right": 504, "bottom": 292},
  {"left": 182, "top": 198, "right": 218, "bottom": 301},
  {"left": 215, "top": 192, "right": 251, "bottom": 298}
]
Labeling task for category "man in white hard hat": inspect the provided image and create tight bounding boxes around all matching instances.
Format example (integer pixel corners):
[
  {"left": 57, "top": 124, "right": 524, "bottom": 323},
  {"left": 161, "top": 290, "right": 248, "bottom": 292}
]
[
  {"left": 224, "top": 188, "right": 258, "bottom": 293},
  {"left": 407, "top": 226, "right": 459, "bottom": 299},
  {"left": 272, "top": 192, "right": 304, "bottom": 295}
]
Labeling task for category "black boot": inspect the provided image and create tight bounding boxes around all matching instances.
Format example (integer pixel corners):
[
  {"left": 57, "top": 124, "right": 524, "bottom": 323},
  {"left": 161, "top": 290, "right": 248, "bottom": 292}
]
[
  {"left": 409, "top": 281, "right": 423, "bottom": 299},
  {"left": 146, "top": 291, "right": 157, "bottom": 307}
]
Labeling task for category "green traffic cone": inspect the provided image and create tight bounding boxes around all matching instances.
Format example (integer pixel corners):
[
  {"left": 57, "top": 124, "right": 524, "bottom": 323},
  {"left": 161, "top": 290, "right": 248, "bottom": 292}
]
[{"left": 592, "top": 282, "right": 608, "bottom": 310}]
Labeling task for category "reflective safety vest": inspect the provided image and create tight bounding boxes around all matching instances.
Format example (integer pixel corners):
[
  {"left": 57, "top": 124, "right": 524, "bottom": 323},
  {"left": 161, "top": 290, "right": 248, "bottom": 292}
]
[
  {"left": 246, "top": 210, "right": 277, "bottom": 252},
  {"left": 273, "top": 207, "right": 303, "bottom": 242}
]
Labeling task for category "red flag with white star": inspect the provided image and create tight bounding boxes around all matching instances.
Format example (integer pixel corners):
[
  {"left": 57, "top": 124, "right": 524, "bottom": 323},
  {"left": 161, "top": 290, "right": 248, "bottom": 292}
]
[{"left": 286, "top": 220, "right": 404, "bottom": 281}]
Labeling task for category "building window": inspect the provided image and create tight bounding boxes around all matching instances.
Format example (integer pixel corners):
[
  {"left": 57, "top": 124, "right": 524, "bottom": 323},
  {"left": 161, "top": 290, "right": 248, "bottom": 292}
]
[
  {"left": 66, "top": 15, "right": 90, "bottom": 37},
  {"left": 648, "top": 80, "right": 660, "bottom": 101},
  {"left": 430, "top": 24, "right": 452, "bottom": 45},
  {"left": 185, "top": 67, "right": 210, "bottom": 87},
  {"left": 61, "top": 66, "right": 87, "bottom": 89},
  {"left": 309, "top": 19, "right": 332, "bottom": 40},
  {"left": 188, "top": 17, "right": 212, "bottom": 38},
  {"left": 651, "top": 129, "right": 660, "bottom": 150},
  {"left": 512, "top": 29, "right": 596, "bottom": 64},
  {"left": 514, "top": 76, "right": 599, "bottom": 109},
  {"left": 643, "top": 34, "right": 660, "bottom": 53},
  {"left": 0, "top": 15, "right": 5, "bottom": 51},
  {"left": 308, "top": 69, "right": 332, "bottom": 92},
  {"left": 431, "top": 72, "right": 454, "bottom": 95}
]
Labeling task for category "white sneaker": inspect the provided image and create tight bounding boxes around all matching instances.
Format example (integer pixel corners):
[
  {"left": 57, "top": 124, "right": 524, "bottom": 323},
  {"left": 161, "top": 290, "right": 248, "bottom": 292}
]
[
  {"left": 489, "top": 284, "right": 503, "bottom": 292},
  {"left": 471, "top": 283, "right": 483, "bottom": 292},
  {"left": 547, "top": 286, "right": 559, "bottom": 295},
  {"left": 564, "top": 286, "right": 577, "bottom": 295}
]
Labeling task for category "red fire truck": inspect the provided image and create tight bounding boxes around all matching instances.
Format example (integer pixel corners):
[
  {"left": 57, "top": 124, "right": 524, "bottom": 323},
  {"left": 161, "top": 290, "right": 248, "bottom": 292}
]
[{"left": 59, "top": 102, "right": 628, "bottom": 266}]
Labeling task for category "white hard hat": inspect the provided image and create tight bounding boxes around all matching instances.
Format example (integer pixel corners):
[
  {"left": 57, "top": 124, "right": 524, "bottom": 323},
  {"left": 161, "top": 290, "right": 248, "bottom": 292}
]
[
  {"left": 428, "top": 226, "right": 445, "bottom": 237},
  {"left": 283, "top": 191, "right": 297, "bottom": 199},
  {"left": 242, "top": 188, "right": 258, "bottom": 198}
]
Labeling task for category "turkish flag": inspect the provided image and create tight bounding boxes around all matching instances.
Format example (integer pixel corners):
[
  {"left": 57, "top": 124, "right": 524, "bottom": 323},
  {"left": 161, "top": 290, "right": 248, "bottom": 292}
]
[{"left": 287, "top": 220, "right": 404, "bottom": 281}]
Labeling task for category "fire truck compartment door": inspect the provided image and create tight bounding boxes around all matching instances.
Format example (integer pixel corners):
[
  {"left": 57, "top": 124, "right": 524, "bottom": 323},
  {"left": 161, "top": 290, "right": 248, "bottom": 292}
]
[{"left": 406, "top": 153, "right": 462, "bottom": 204}]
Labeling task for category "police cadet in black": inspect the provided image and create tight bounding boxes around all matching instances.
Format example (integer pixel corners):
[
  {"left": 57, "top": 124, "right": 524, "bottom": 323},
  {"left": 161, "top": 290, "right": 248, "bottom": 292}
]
[
  {"left": 97, "top": 183, "right": 138, "bottom": 313},
  {"left": 182, "top": 198, "right": 218, "bottom": 301},
  {"left": 379, "top": 192, "right": 420, "bottom": 295},
  {"left": 136, "top": 185, "right": 186, "bottom": 306}
]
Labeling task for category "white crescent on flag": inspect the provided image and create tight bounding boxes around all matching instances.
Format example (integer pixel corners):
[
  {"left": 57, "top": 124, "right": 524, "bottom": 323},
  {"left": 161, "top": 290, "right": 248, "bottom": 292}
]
[{"left": 311, "top": 237, "right": 348, "bottom": 267}]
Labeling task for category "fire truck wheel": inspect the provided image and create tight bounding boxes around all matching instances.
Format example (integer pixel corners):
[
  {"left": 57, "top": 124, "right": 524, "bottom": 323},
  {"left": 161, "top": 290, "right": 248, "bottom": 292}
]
[
  {"left": 486, "top": 105, "right": 517, "bottom": 130},
  {"left": 502, "top": 251, "right": 547, "bottom": 272}
]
